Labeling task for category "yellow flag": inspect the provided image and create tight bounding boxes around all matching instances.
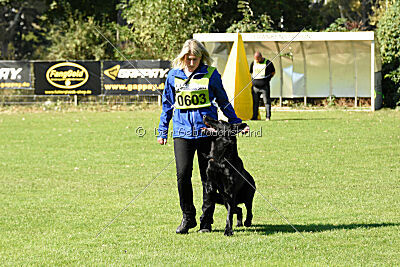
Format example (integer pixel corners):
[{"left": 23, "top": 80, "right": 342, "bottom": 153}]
[{"left": 221, "top": 32, "right": 253, "bottom": 121}]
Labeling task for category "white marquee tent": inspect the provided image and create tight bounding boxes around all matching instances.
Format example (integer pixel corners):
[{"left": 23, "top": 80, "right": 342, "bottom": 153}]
[{"left": 193, "top": 32, "right": 382, "bottom": 110}]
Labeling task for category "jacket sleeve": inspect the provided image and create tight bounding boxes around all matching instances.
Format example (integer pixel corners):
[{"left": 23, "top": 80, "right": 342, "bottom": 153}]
[
  {"left": 267, "top": 60, "right": 275, "bottom": 74},
  {"left": 157, "top": 72, "right": 174, "bottom": 139},
  {"left": 210, "top": 70, "right": 242, "bottom": 124}
]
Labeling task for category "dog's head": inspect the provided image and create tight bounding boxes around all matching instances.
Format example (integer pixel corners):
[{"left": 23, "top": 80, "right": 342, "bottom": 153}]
[
  {"left": 202, "top": 115, "right": 247, "bottom": 160},
  {"left": 202, "top": 115, "right": 247, "bottom": 136}
]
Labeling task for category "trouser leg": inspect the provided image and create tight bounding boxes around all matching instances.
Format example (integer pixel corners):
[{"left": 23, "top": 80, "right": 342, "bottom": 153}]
[
  {"left": 262, "top": 85, "right": 271, "bottom": 119},
  {"left": 174, "top": 138, "right": 196, "bottom": 219},
  {"left": 196, "top": 137, "right": 214, "bottom": 226},
  {"left": 252, "top": 86, "right": 260, "bottom": 120}
]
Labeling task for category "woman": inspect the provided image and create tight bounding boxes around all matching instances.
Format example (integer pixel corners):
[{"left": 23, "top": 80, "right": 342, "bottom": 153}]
[{"left": 157, "top": 39, "right": 245, "bottom": 234}]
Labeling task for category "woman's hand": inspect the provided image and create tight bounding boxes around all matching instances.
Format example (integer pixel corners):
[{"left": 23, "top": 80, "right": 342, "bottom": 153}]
[
  {"left": 157, "top": 138, "right": 167, "bottom": 145},
  {"left": 242, "top": 125, "right": 250, "bottom": 134}
]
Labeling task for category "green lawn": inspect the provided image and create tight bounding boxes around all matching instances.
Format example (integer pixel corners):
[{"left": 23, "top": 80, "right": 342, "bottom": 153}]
[{"left": 0, "top": 108, "right": 399, "bottom": 265}]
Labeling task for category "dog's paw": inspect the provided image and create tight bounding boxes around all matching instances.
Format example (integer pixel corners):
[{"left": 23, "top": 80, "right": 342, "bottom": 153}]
[
  {"left": 244, "top": 219, "right": 252, "bottom": 227},
  {"left": 224, "top": 228, "right": 234, "bottom": 236},
  {"left": 236, "top": 221, "right": 243, "bottom": 227}
]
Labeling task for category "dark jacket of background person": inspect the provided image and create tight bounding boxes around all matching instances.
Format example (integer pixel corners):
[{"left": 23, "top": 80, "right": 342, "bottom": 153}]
[
  {"left": 250, "top": 58, "right": 275, "bottom": 120},
  {"left": 249, "top": 59, "right": 275, "bottom": 88}
]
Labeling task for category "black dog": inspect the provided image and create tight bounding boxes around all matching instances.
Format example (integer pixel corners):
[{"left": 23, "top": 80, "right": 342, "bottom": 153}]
[{"left": 202, "top": 115, "right": 256, "bottom": 236}]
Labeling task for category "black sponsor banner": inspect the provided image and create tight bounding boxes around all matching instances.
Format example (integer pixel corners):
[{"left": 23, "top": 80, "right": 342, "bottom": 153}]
[
  {"left": 103, "top": 60, "right": 170, "bottom": 95},
  {"left": 34, "top": 61, "right": 101, "bottom": 95},
  {"left": 0, "top": 61, "right": 32, "bottom": 89}
]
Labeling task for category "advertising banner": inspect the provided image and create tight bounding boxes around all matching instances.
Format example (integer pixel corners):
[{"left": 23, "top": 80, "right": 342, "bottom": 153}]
[
  {"left": 0, "top": 61, "right": 32, "bottom": 89},
  {"left": 34, "top": 61, "right": 101, "bottom": 95},
  {"left": 103, "top": 60, "right": 170, "bottom": 95}
]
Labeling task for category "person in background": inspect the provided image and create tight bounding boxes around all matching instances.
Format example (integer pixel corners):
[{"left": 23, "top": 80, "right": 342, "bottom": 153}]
[
  {"left": 157, "top": 39, "right": 248, "bottom": 234},
  {"left": 250, "top": 51, "right": 275, "bottom": 121}
]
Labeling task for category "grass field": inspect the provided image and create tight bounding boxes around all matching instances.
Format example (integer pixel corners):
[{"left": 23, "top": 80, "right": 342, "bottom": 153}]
[{"left": 0, "top": 107, "right": 399, "bottom": 265}]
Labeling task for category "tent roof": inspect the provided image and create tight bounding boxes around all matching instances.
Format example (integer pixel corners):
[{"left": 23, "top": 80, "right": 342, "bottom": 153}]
[{"left": 193, "top": 32, "right": 374, "bottom": 42}]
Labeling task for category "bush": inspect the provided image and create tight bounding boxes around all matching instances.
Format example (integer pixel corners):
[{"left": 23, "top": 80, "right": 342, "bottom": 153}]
[
  {"left": 226, "top": 0, "right": 273, "bottom": 33},
  {"left": 377, "top": 1, "right": 400, "bottom": 107},
  {"left": 45, "top": 11, "right": 115, "bottom": 60},
  {"left": 118, "top": 0, "right": 219, "bottom": 60}
]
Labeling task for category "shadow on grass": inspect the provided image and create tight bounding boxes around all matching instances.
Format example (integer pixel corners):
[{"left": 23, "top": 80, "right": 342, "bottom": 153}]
[{"left": 212, "top": 222, "right": 399, "bottom": 235}]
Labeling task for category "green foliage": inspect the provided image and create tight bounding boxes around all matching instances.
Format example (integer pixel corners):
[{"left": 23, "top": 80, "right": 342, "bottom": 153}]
[
  {"left": 211, "top": 0, "right": 320, "bottom": 33},
  {"left": 369, "top": 0, "right": 389, "bottom": 27},
  {"left": 311, "top": 0, "right": 341, "bottom": 30},
  {"left": 0, "top": 0, "right": 392, "bottom": 61},
  {"left": 325, "top": 0, "right": 372, "bottom": 26},
  {"left": 44, "top": 0, "right": 119, "bottom": 24},
  {"left": 249, "top": 0, "right": 320, "bottom": 32},
  {"left": 209, "top": 0, "right": 241, "bottom": 32},
  {"left": 0, "top": 0, "right": 120, "bottom": 60},
  {"left": 0, "top": 0, "right": 47, "bottom": 59},
  {"left": 385, "top": 67, "right": 400, "bottom": 84},
  {"left": 117, "top": 0, "right": 219, "bottom": 60},
  {"left": 324, "top": 17, "right": 366, "bottom": 32},
  {"left": 226, "top": 0, "right": 273, "bottom": 33},
  {"left": 377, "top": 0, "right": 400, "bottom": 106},
  {"left": 325, "top": 18, "right": 349, "bottom": 32},
  {"left": 327, "top": 95, "right": 337, "bottom": 107},
  {"left": 311, "top": 0, "right": 379, "bottom": 31},
  {"left": 45, "top": 11, "right": 115, "bottom": 60}
]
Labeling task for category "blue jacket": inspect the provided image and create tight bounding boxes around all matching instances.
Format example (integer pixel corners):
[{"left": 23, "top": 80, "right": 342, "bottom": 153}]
[{"left": 158, "top": 64, "right": 242, "bottom": 139}]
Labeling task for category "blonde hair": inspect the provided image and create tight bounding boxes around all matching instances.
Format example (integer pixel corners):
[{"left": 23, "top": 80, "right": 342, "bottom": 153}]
[{"left": 172, "top": 39, "right": 213, "bottom": 69}]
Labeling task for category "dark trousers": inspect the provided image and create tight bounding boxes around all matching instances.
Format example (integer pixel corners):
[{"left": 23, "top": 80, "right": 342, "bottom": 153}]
[
  {"left": 173, "top": 137, "right": 214, "bottom": 226},
  {"left": 252, "top": 85, "right": 271, "bottom": 119}
]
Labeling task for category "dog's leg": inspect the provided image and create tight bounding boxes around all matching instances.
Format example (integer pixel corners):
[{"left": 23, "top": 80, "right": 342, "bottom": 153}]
[
  {"left": 205, "top": 163, "right": 218, "bottom": 194},
  {"left": 236, "top": 206, "right": 243, "bottom": 227},
  {"left": 244, "top": 200, "right": 253, "bottom": 227},
  {"left": 224, "top": 201, "right": 234, "bottom": 236}
]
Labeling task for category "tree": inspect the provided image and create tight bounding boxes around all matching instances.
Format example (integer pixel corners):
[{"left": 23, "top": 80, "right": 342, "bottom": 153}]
[
  {"left": 369, "top": 0, "right": 390, "bottom": 27},
  {"left": 118, "top": 0, "right": 220, "bottom": 60},
  {"left": 314, "top": 0, "right": 378, "bottom": 30},
  {"left": 250, "top": 0, "right": 319, "bottom": 31},
  {"left": 44, "top": 10, "right": 115, "bottom": 60},
  {"left": 44, "top": 0, "right": 119, "bottom": 24},
  {"left": 199, "top": 0, "right": 320, "bottom": 33},
  {"left": 209, "top": 0, "right": 242, "bottom": 33},
  {"left": 376, "top": 0, "right": 400, "bottom": 107},
  {"left": 227, "top": 0, "right": 273, "bottom": 33},
  {"left": 0, "top": 0, "right": 47, "bottom": 59},
  {"left": 324, "top": 17, "right": 366, "bottom": 32},
  {"left": 0, "top": 0, "right": 123, "bottom": 60}
]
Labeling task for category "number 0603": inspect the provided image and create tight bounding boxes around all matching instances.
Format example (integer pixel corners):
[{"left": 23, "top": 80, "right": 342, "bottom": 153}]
[{"left": 176, "top": 93, "right": 207, "bottom": 106}]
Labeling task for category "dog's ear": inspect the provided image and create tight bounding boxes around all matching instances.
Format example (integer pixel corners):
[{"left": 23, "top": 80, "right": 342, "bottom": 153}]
[{"left": 232, "top": 123, "right": 248, "bottom": 134}]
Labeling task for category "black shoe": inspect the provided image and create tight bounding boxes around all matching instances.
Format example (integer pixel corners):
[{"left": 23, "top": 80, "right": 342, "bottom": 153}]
[
  {"left": 176, "top": 218, "right": 197, "bottom": 234},
  {"left": 198, "top": 223, "right": 212, "bottom": 233}
]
